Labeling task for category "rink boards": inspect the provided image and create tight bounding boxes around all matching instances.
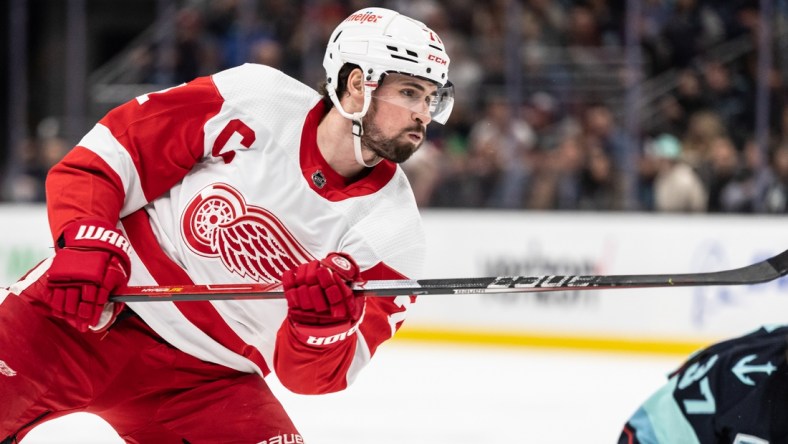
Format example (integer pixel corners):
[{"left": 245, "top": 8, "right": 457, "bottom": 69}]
[
  {"left": 2, "top": 205, "right": 786, "bottom": 355},
  {"left": 408, "top": 210, "right": 788, "bottom": 354}
]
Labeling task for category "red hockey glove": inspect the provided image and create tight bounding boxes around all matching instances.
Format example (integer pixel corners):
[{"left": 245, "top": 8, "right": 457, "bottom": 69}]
[
  {"left": 282, "top": 252, "right": 365, "bottom": 342},
  {"left": 46, "top": 219, "right": 131, "bottom": 333}
]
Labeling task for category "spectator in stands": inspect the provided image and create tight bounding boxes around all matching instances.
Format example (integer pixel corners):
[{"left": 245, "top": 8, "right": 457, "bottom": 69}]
[
  {"left": 756, "top": 144, "right": 788, "bottom": 213},
  {"left": 660, "top": 0, "right": 725, "bottom": 68},
  {"left": 718, "top": 137, "right": 770, "bottom": 212},
  {"left": 564, "top": 2, "right": 611, "bottom": 86},
  {"left": 680, "top": 110, "right": 728, "bottom": 169},
  {"left": 207, "top": 0, "right": 301, "bottom": 73},
  {"left": 636, "top": 140, "right": 660, "bottom": 211},
  {"left": 647, "top": 133, "right": 707, "bottom": 212},
  {"left": 527, "top": 135, "right": 585, "bottom": 210},
  {"left": 5, "top": 119, "right": 71, "bottom": 202},
  {"left": 579, "top": 143, "right": 618, "bottom": 210},
  {"left": 699, "top": 135, "right": 741, "bottom": 212},
  {"left": 172, "top": 6, "right": 221, "bottom": 84},
  {"left": 401, "top": 141, "right": 443, "bottom": 208},
  {"left": 524, "top": 0, "right": 567, "bottom": 46},
  {"left": 521, "top": 40, "right": 573, "bottom": 109},
  {"left": 699, "top": 58, "right": 750, "bottom": 145},
  {"left": 522, "top": 91, "right": 578, "bottom": 153},
  {"left": 466, "top": 95, "right": 537, "bottom": 208},
  {"left": 650, "top": 94, "right": 688, "bottom": 139},
  {"left": 248, "top": 39, "right": 283, "bottom": 69},
  {"left": 579, "top": 102, "right": 628, "bottom": 174},
  {"left": 429, "top": 133, "right": 501, "bottom": 208},
  {"left": 638, "top": 0, "right": 674, "bottom": 76},
  {"left": 9, "top": 0, "right": 788, "bottom": 214},
  {"left": 674, "top": 69, "right": 708, "bottom": 118}
]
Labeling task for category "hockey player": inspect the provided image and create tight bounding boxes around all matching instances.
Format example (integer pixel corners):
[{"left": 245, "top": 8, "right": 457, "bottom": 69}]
[
  {"left": 619, "top": 325, "right": 788, "bottom": 443},
  {"left": 0, "top": 7, "right": 453, "bottom": 443}
]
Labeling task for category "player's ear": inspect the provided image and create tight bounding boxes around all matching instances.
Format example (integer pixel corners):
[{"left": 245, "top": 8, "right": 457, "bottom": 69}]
[{"left": 346, "top": 68, "right": 365, "bottom": 102}]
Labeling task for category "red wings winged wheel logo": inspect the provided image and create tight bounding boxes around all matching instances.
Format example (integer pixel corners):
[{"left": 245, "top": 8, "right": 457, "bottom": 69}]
[{"left": 181, "top": 183, "right": 313, "bottom": 282}]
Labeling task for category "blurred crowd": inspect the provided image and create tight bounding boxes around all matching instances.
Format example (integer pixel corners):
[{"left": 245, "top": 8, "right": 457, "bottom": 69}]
[{"left": 8, "top": 0, "right": 788, "bottom": 213}]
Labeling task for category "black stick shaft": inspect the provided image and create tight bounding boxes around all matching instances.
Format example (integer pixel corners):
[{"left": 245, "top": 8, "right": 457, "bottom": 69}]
[{"left": 111, "top": 249, "right": 788, "bottom": 302}]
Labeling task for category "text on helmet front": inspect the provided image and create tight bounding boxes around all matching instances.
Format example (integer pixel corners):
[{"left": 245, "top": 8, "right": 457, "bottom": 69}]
[{"left": 345, "top": 11, "right": 383, "bottom": 23}]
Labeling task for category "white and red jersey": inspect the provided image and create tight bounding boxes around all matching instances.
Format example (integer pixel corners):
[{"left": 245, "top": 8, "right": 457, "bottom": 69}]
[{"left": 43, "top": 63, "right": 426, "bottom": 394}]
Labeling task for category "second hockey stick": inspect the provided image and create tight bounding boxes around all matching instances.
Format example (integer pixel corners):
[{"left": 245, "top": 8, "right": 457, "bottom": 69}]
[{"left": 111, "top": 248, "right": 788, "bottom": 302}]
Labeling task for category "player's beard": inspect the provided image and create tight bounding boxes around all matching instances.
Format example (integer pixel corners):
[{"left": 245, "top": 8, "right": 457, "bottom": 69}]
[{"left": 360, "top": 105, "right": 425, "bottom": 164}]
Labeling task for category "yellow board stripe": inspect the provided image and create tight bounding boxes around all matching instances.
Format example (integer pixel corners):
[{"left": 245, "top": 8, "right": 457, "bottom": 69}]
[{"left": 393, "top": 327, "right": 713, "bottom": 357}]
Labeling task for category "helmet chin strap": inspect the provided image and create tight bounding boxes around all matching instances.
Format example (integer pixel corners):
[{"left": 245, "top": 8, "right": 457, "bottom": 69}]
[
  {"left": 328, "top": 83, "right": 383, "bottom": 168},
  {"left": 350, "top": 120, "right": 382, "bottom": 168}
]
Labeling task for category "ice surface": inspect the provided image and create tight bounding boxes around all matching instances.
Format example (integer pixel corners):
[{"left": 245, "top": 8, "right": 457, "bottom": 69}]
[{"left": 20, "top": 341, "right": 681, "bottom": 444}]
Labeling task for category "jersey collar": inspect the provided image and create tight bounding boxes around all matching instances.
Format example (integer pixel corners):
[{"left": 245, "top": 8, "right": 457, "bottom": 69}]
[{"left": 300, "top": 100, "right": 397, "bottom": 201}]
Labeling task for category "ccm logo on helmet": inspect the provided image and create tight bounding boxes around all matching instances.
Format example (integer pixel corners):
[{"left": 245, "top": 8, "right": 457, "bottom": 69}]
[
  {"left": 345, "top": 11, "right": 383, "bottom": 23},
  {"left": 428, "top": 54, "right": 448, "bottom": 65}
]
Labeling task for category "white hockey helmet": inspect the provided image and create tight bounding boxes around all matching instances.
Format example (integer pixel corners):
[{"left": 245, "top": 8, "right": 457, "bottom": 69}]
[{"left": 323, "top": 7, "right": 454, "bottom": 126}]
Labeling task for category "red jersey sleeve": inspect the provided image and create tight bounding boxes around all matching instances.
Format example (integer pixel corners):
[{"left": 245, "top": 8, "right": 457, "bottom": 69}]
[
  {"left": 273, "top": 261, "right": 415, "bottom": 394},
  {"left": 46, "top": 77, "right": 225, "bottom": 239}
]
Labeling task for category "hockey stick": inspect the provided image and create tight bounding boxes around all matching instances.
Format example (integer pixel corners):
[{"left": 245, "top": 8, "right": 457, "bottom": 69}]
[{"left": 111, "top": 249, "right": 788, "bottom": 302}]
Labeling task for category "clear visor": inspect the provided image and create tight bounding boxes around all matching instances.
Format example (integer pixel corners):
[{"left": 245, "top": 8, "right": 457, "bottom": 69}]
[
  {"left": 371, "top": 81, "right": 455, "bottom": 125},
  {"left": 430, "top": 83, "right": 455, "bottom": 124}
]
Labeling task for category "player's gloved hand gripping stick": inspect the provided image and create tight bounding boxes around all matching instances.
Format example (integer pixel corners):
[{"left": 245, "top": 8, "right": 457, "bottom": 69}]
[
  {"left": 282, "top": 252, "right": 365, "bottom": 344},
  {"left": 46, "top": 219, "right": 131, "bottom": 332}
]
